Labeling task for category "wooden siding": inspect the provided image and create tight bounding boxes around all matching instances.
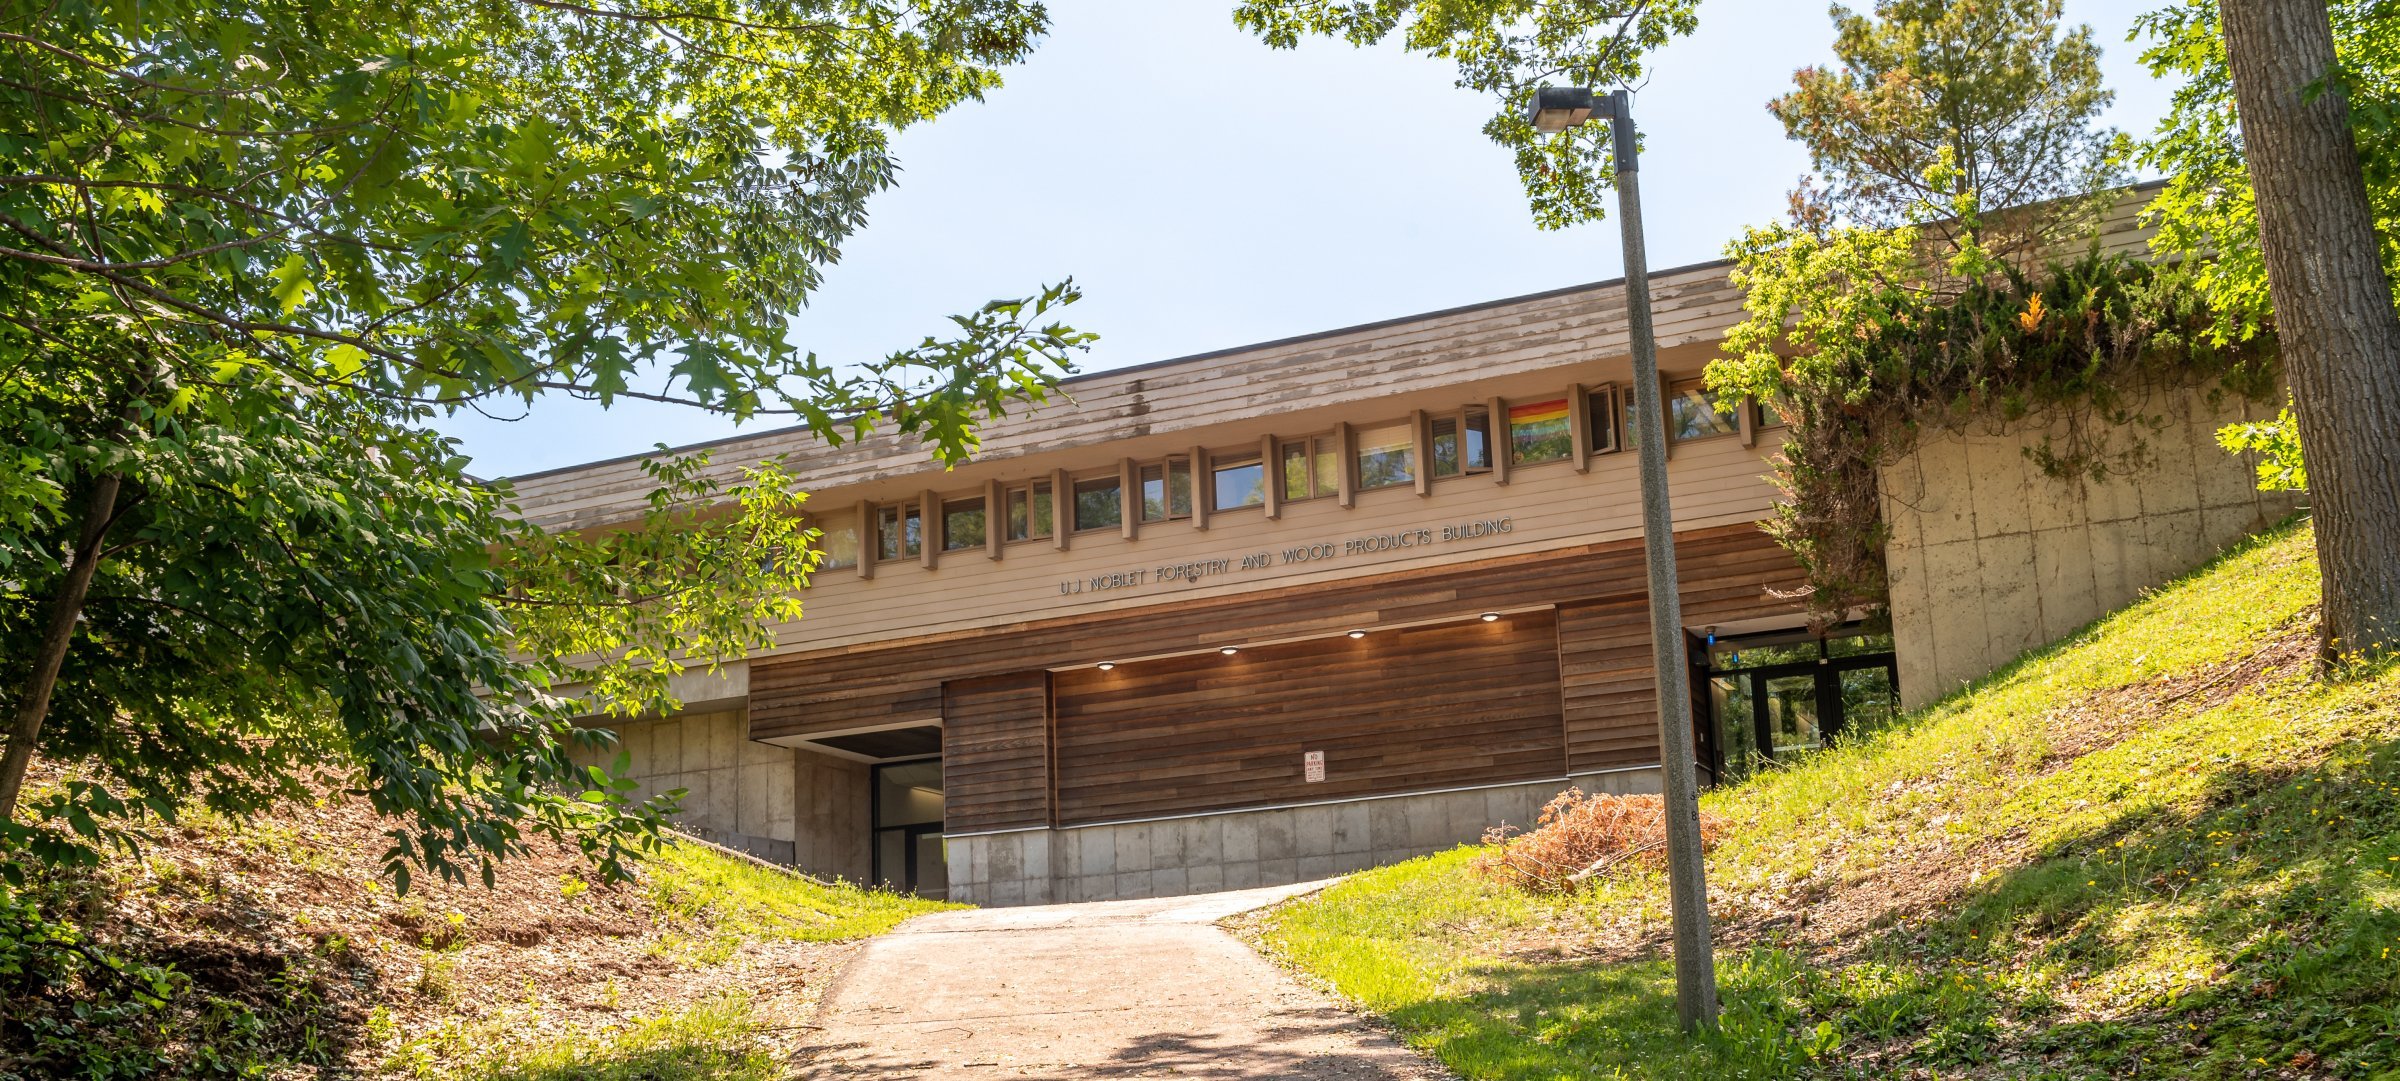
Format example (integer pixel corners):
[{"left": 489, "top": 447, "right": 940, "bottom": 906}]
[
  {"left": 732, "top": 430, "right": 1783, "bottom": 660},
  {"left": 939, "top": 673, "right": 1052, "bottom": 834},
  {"left": 1556, "top": 527, "right": 1815, "bottom": 772},
  {"left": 750, "top": 522, "right": 1806, "bottom": 778},
  {"left": 505, "top": 188, "right": 2159, "bottom": 536},
  {"left": 1050, "top": 611, "right": 1565, "bottom": 825}
]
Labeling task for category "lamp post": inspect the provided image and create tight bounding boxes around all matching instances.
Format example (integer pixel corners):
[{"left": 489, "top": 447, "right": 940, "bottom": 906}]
[{"left": 1528, "top": 86, "right": 1720, "bottom": 1030}]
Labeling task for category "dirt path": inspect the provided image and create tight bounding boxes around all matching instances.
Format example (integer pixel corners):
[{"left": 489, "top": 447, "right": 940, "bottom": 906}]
[{"left": 796, "top": 882, "right": 1453, "bottom": 1079}]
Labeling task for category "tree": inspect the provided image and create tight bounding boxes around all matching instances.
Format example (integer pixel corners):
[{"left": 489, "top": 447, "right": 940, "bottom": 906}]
[
  {"left": 1770, "top": 0, "right": 2125, "bottom": 251},
  {"left": 1233, "top": 0, "right": 1700, "bottom": 229},
  {"left": 0, "top": 0, "right": 1090, "bottom": 886},
  {"left": 2141, "top": 0, "right": 2400, "bottom": 662},
  {"left": 1708, "top": 1, "right": 2140, "bottom": 619}
]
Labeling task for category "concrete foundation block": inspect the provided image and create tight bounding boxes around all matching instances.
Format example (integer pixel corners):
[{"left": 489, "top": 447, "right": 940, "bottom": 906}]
[
  {"left": 1296, "top": 854, "right": 1335, "bottom": 881},
  {"left": 1224, "top": 861, "right": 1260, "bottom": 890},
  {"left": 1116, "top": 824, "right": 1153, "bottom": 873},
  {"left": 1185, "top": 863, "right": 1224, "bottom": 895},
  {"left": 1113, "top": 871, "right": 1152, "bottom": 900},
  {"left": 1259, "top": 858, "right": 1299, "bottom": 886},
  {"left": 1293, "top": 805, "right": 1335, "bottom": 856},
  {"left": 1257, "top": 813, "right": 1296, "bottom": 862},
  {"left": 1221, "top": 817, "right": 1259, "bottom": 864},
  {"left": 1333, "top": 802, "right": 1371, "bottom": 853},
  {"left": 1368, "top": 801, "right": 1409, "bottom": 851},
  {"left": 1077, "top": 829, "right": 1115, "bottom": 879},
  {"left": 1150, "top": 868, "right": 1186, "bottom": 897}
]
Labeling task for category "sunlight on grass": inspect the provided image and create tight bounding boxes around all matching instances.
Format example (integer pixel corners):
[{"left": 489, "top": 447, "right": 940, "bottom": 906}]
[
  {"left": 388, "top": 994, "right": 776, "bottom": 1081},
  {"left": 1256, "top": 520, "right": 2400, "bottom": 1079},
  {"left": 642, "top": 840, "right": 961, "bottom": 962}
]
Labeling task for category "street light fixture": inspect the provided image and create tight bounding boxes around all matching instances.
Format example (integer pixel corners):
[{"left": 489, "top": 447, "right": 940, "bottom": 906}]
[{"left": 1526, "top": 85, "right": 1720, "bottom": 1031}]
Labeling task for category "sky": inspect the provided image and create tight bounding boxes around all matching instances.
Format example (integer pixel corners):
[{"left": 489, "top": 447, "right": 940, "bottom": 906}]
[{"left": 442, "top": 0, "right": 2179, "bottom": 478}]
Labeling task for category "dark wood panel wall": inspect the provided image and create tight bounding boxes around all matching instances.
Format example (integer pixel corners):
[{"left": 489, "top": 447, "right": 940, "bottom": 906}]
[
  {"left": 752, "top": 522, "right": 1805, "bottom": 829},
  {"left": 1555, "top": 527, "right": 1811, "bottom": 773},
  {"left": 938, "top": 673, "right": 1051, "bottom": 834},
  {"left": 1050, "top": 611, "right": 1564, "bottom": 825}
]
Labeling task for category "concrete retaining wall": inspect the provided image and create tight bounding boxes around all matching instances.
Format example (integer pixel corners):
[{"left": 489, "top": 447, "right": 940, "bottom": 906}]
[
  {"left": 568, "top": 709, "right": 871, "bottom": 881},
  {"left": 1880, "top": 386, "right": 2300, "bottom": 710},
  {"left": 945, "top": 768, "right": 1660, "bottom": 907}
]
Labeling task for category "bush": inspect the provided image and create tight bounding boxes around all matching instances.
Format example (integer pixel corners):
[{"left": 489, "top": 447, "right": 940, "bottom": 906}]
[{"left": 1471, "top": 789, "right": 1723, "bottom": 895}]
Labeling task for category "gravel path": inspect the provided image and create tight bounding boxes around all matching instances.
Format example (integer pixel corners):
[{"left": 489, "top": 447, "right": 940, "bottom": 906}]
[{"left": 796, "top": 881, "right": 1454, "bottom": 1079}]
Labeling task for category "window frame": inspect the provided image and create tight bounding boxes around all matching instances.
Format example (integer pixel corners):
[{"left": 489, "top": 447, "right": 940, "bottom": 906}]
[
  {"left": 1208, "top": 448, "right": 1268, "bottom": 513},
  {"left": 1137, "top": 455, "right": 1195, "bottom": 524},
  {"left": 811, "top": 509, "right": 861, "bottom": 570},
  {"left": 1667, "top": 378, "right": 1742, "bottom": 444},
  {"left": 1001, "top": 480, "right": 1055, "bottom": 545},
  {"left": 1069, "top": 472, "right": 1124, "bottom": 535},
  {"left": 939, "top": 495, "right": 986, "bottom": 553},
  {"left": 1425, "top": 406, "right": 1495, "bottom": 480},
  {"left": 1503, "top": 393, "right": 1577, "bottom": 469},
  {"left": 1351, "top": 418, "right": 1417, "bottom": 493},
  {"left": 1276, "top": 432, "right": 1341, "bottom": 503},
  {"left": 1580, "top": 383, "right": 1624, "bottom": 463},
  {"left": 875, "top": 502, "right": 923, "bottom": 562}
]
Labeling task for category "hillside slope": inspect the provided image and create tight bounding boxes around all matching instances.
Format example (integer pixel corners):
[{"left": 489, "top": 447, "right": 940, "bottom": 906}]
[
  {"left": 0, "top": 785, "right": 952, "bottom": 1079},
  {"left": 1247, "top": 520, "right": 2400, "bottom": 1079}
]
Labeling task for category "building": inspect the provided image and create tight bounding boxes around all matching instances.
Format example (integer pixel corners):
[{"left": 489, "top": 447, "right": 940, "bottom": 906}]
[{"left": 511, "top": 215, "right": 2293, "bottom": 907}]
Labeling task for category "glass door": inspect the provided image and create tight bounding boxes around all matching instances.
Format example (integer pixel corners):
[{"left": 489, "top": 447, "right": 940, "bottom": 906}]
[
  {"left": 871, "top": 759, "right": 947, "bottom": 899},
  {"left": 1701, "top": 628, "right": 1900, "bottom": 784}
]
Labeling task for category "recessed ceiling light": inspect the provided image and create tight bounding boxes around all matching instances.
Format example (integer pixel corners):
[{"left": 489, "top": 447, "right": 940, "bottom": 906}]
[
  {"left": 1347, "top": 629, "right": 1367, "bottom": 639},
  {"left": 1097, "top": 662, "right": 1115, "bottom": 671},
  {"left": 1220, "top": 646, "right": 1239, "bottom": 655},
  {"left": 1480, "top": 612, "right": 1500, "bottom": 622}
]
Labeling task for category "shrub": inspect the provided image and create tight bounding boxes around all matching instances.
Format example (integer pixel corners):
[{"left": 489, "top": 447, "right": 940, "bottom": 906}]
[{"left": 1471, "top": 789, "right": 1723, "bottom": 895}]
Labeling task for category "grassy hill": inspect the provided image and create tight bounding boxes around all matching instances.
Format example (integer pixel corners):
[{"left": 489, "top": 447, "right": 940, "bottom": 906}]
[
  {"left": 1245, "top": 519, "right": 2400, "bottom": 1079},
  {"left": 0, "top": 784, "right": 953, "bottom": 1080}
]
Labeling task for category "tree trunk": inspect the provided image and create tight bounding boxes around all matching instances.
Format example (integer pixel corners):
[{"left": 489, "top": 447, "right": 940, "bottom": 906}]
[
  {"left": 2220, "top": 0, "right": 2400, "bottom": 663},
  {"left": 0, "top": 473, "right": 122, "bottom": 820}
]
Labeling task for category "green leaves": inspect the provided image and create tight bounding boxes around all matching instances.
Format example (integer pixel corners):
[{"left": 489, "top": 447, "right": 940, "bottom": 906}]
[
  {"left": 0, "top": 0, "right": 1096, "bottom": 891},
  {"left": 1232, "top": 0, "right": 1699, "bottom": 229}
]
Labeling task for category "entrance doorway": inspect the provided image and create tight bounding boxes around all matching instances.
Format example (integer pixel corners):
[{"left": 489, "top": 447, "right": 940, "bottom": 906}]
[
  {"left": 871, "top": 759, "right": 947, "bottom": 899},
  {"left": 1698, "top": 626, "right": 1900, "bottom": 784}
]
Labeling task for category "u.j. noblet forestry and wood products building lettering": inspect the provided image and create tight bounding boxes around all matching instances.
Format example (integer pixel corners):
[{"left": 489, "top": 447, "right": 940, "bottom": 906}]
[{"left": 1058, "top": 516, "right": 1515, "bottom": 596}]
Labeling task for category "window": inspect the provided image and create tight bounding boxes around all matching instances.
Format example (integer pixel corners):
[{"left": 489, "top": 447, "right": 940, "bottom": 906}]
[
  {"left": 1072, "top": 475, "right": 1121, "bottom": 532},
  {"left": 1668, "top": 380, "right": 1740, "bottom": 442},
  {"left": 1211, "top": 452, "right": 1265, "bottom": 511},
  {"left": 875, "top": 503, "right": 922, "bottom": 561},
  {"left": 1507, "top": 397, "right": 1573, "bottom": 466},
  {"left": 1003, "top": 481, "right": 1053, "bottom": 542},
  {"left": 1138, "top": 457, "right": 1193, "bottom": 522},
  {"left": 941, "top": 497, "right": 985, "bottom": 552},
  {"left": 1279, "top": 434, "right": 1339, "bottom": 501},
  {"left": 1584, "top": 385, "right": 1621, "bottom": 457},
  {"left": 814, "top": 512, "right": 860, "bottom": 569},
  {"left": 1429, "top": 408, "right": 1493, "bottom": 478},
  {"left": 1354, "top": 420, "right": 1415, "bottom": 490}
]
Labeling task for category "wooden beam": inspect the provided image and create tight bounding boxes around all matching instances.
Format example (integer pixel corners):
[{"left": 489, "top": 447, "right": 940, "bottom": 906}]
[
  {"left": 1261, "top": 433, "right": 1281, "bottom": 519},
  {"left": 856, "top": 499, "right": 875, "bottom": 581},
  {"left": 1051, "top": 469, "right": 1071, "bottom": 550},
  {"left": 1411, "top": 409, "right": 1432, "bottom": 497},
  {"left": 985, "top": 478, "right": 1004, "bottom": 560},
  {"left": 1119, "top": 458, "right": 1139, "bottom": 541},
  {"left": 1738, "top": 395, "right": 1758, "bottom": 448},
  {"left": 920, "top": 489, "right": 938, "bottom": 570},
  {"left": 1569, "top": 384, "right": 1593, "bottom": 473},
  {"left": 1489, "top": 396, "right": 1510, "bottom": 485},
  {"left": 1190, "top": 446, "right": 1210, "bottom": 530},
  {"left": 1335, "top": 422, "right": 1356, "bottom": 508}
]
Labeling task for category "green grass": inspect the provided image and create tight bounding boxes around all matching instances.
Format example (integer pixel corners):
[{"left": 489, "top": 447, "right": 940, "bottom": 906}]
[
  {"left": 386, "top": 995, "right": 779, "bottom": 1081},
  {"left": 643, "top": 838, "right": 961, "bottom": 962},
  {"left": 1254, "top": 520, "right": 2400, "bottom": 1080}
]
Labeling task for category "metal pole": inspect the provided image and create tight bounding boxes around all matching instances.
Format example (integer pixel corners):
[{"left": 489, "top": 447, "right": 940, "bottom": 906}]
[{"left": 1605, "top": 89, "right": 1720, "bottom": 1030}]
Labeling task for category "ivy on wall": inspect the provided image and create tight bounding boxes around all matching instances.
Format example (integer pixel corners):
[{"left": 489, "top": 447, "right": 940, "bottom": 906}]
[{"left": 1705, "top": 209, "right": 2280, "bottom": 622}]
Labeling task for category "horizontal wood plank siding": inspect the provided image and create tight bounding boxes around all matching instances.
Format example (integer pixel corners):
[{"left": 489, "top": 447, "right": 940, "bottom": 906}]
[
  {"left": 939, "top": 672, "right": 1052, "bottom": 834},
  {"left": 1050, "top": 611, "right": 1564, "bottom": 824},
  {"left": 752, "top": 523, "right": 1805, "bottom": 786},
  {"left": 1555, "top": 525, "right": 1810, "bottom": 772}
]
